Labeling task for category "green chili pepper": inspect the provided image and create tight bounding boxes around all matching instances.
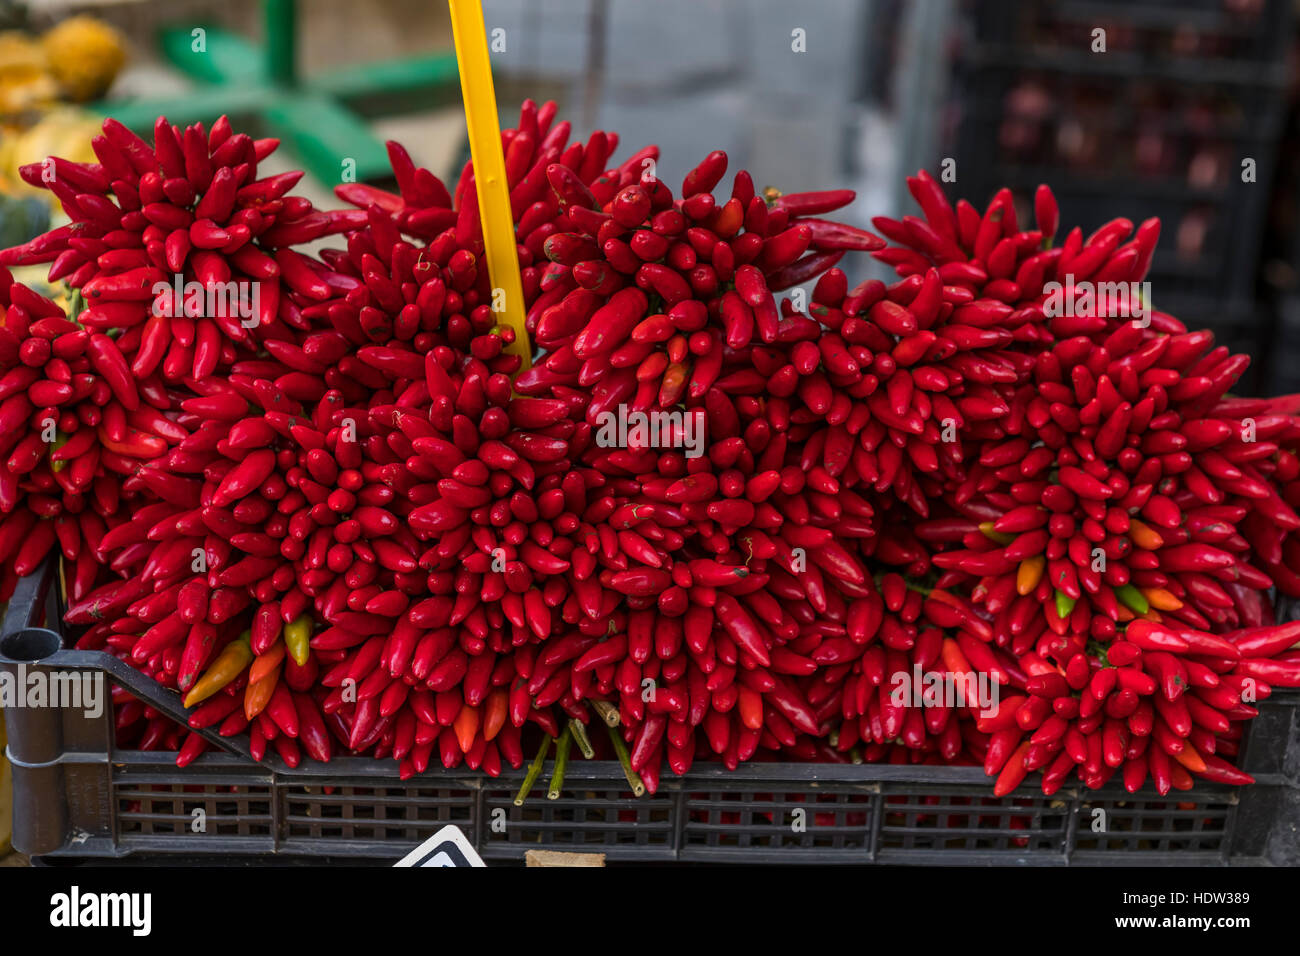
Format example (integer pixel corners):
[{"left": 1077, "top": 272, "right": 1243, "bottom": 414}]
[
  {"left": 1115, "top": 583, "right": 1149, "bottom": 615},
  {"left": 1054, "top": 589, "right": 1076, "bottom": 620}
]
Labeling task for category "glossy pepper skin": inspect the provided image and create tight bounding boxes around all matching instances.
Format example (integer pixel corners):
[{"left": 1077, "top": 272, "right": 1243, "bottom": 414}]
[
  {"left": 183, "top": 635, "right": 252, "bottom": 709},
  {"left": 10, "top": 111, "right": 1300, "bottom": 800},
  {"left": 284, "top": 615, "right": 312, "bottom": 666}
]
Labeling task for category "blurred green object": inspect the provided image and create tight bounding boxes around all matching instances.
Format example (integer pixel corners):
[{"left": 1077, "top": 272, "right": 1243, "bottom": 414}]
[
  {"left": 0, "top": 191, "right": 49, "bottom": 249},
  {"left": 101, "top": 0, "right": 460, "bottom": 185}
]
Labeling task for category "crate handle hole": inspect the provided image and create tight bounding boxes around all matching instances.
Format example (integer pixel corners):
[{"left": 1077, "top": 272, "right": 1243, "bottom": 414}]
[{"left": 1, "top": 627, "right": 63, "bottom": 662}]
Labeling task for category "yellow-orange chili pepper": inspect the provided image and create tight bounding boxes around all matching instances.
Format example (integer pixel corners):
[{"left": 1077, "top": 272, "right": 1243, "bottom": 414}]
[{"left": 182, "top": 635, "right": 252, "bottom": 709}]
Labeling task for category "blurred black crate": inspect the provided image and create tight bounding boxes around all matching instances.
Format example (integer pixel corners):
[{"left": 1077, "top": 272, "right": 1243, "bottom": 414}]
[
  {"left": 945, "top": 0, "right": 1290, "bottom": 356},
  {"left": 1262, "top": 294, "right": 1300, "bottom": 395},
  {"left": 972, "top": 1, "right": 1291, "bottom": 73}
]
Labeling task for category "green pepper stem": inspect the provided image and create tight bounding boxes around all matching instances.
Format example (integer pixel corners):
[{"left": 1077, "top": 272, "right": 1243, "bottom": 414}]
[
  {"left": 605, "top": 722, "right": 646, "bottom": 797},
  {"left": 591, "top": 699, "right": 620, "bottom": 727},
  {"left": 547, "top": 728, "right": 572, "bottom": 800},
  {"left": 568, "top": 718, "right": 595, "bottom": 759},
  {"left": 513, "top": 735, "right": 552, "bottom": 807}
]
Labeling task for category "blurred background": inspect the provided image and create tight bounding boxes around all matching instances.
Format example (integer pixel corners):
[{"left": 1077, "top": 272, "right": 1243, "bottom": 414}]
[{"left": 1, "top": 0, "right": 1299, "bottom": 396}]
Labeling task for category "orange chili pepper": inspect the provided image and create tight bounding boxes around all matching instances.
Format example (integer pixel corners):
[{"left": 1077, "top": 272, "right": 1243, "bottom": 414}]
[
  {"left": 711, "top": 197, "right": 744, "bottom": 238},
  {"left": 1141, "top": 587, "right": 1183, "bottom": 611},
  {"left": 483, "top": 688, "right": 508, "bottom": 741},
  {"left": 1016, "top": 555, "right": 1044, "bottom": 595},
  {"left": 248, "top": 641, "right": 285, "bottom": 685},
  {"left": 1128, "top": 518, "right": 1164, "bottom": 550},
  {"left": 1172, "top": 742, "right": 1207, "bottom": 774},
  {"left": 940, "top": 637, "right": 972, "bottom": 677},
  {"left": 244, "top": 672, "right": 278, "bottom": 720},
  {"left": 453, "top": 704, "right": 480, "bottom": 753}
]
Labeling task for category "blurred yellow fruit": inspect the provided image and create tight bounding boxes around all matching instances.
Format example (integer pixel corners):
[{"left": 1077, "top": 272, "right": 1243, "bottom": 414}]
[
  {"left": 0, "top": 31, "right": 43, "bottom": 80},
  {"left": 41, "top": 16, "right": 125, "bottom": 103},
  {"left": 0, "top": 106, "right": 101, "bottom": 198},
  {"left": 0, "top": 30, "right": 56, "bottom": 115}
]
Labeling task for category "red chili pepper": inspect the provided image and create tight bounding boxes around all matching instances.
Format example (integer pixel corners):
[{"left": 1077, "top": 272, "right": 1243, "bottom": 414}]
[
  {"left": 772, "top": 189, "right": 855, "bottom": 217},
  {"left": 1124, "top": 620, "right": 1191, "bottom": 653},
  {"left": 1229, "top": 621, "right": 1300, "bottom": 658},
  {"left": 991, "top": 741, "right": 1033, "bottom": 796},
  {"left": 1233, "top": 658, "right": 1300, "bottom": 687}
]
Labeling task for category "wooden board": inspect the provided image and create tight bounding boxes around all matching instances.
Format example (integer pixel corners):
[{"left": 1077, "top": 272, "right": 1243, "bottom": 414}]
[{"left": 524, "top": 850, "right": 607, "bottom": 867}]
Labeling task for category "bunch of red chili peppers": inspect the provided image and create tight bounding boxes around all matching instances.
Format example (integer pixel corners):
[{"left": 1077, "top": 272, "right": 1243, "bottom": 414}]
[{"left": 1, "top": 102, "right": 1299, "bottom": 798}]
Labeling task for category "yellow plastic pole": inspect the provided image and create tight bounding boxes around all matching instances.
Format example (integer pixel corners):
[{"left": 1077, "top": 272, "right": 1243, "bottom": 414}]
[{"left": 447, "top": 0, "right": 532, "bottom": 372}]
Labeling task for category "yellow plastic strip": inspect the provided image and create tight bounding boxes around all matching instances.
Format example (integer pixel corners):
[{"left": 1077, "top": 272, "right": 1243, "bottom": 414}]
[{"left": 447, "top": 0, "right": 532, "bottom": 372}]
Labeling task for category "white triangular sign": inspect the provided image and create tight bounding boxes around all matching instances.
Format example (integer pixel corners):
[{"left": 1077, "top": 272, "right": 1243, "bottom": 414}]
[{"left": 394, "top": 824, "right": 486, "bottom": 867}]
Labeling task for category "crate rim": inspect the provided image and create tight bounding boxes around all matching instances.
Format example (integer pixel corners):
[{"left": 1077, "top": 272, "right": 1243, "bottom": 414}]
[{"left": 5, "top": 560, "right": 1296, "bottom": 864}]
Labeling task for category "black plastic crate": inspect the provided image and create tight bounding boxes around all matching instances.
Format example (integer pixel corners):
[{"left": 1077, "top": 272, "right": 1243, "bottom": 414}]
[
  {"left": 3, "top": 560, "right": 1297, "bottom": 865},
  {"left": 944, "top": 0, "right": 1291, "bottom": 361},
  {"left": 971, "top": 1, "right": 1293, "bottom": 75}
]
